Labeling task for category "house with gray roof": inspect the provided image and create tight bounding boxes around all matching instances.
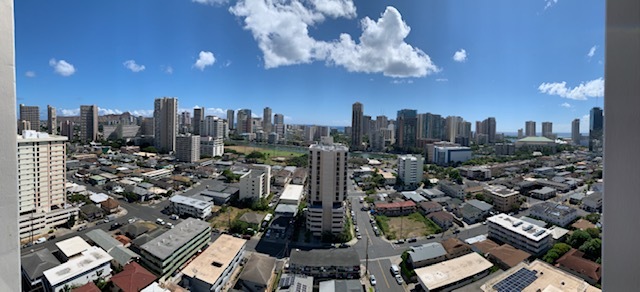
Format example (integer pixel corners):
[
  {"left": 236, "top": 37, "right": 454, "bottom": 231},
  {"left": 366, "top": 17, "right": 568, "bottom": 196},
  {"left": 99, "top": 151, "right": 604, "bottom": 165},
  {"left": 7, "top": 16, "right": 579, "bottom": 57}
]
[
  {"left": 421, "top": 188, "right": 445, "bottom": 199},
  {"left": 21, "top": 248, "right": 61, "bottom": 290},
  {"left": 530, "top": 187, "right": 557, "bottom": 200},
  {"left": 289, "top": 249, "right": 361, "bottom": 279},
  {"left": 402, "top": 191, "right": 426, "bottom": 203},
  {"left": 318, "top": 279, "right": 363, "bottom": 292},
  {"left": 456, "top": 203, "right": 486, "bottom": 224},
  {"left": 407, "top": 242, "right": 447, "bottom": 268},
  {"left": 529, "top": 202, "right": 579, "bottom": 227},
  {"left": 237, "top": 253, "right": 276, "bottom": 292}
]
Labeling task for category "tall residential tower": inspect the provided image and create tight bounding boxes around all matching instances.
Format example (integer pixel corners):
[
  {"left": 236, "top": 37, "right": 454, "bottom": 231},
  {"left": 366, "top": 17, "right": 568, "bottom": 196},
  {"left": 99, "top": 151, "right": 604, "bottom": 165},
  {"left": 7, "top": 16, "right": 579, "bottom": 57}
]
[
  {"left": 351, "top": 102, "right": 363, "bottom": 150},
  {"left": 154, "top": 97, "right": 178, "bottom": 153},
  {"left": 80, "top": 105, "right": 98, "bottom": 142}
]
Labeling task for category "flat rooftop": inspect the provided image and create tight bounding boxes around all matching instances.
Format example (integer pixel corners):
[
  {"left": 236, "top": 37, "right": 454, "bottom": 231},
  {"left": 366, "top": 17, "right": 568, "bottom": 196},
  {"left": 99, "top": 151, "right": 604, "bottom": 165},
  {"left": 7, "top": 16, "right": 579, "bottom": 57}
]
[
  {"left": 55, "top": 236, "right": 92, "bottom": 258},
  {"left": 415, "top": 252, "right": 492, "bottom": 291},
  {"left": 140, "top": 218, "right": 210, "bottom": 261},
  {"left": 290, "top": 249, "right": 360, "bottom": 267},
  {"left": 280, "top": 184, "right": 304, "bottom": 202},
  {"left": 181, "top": 234, "right": 246, "bottom": 285},
  {"left": 488, "top": 214, "right": 552, "bottom": 242},
  {"left": 481, "top": 260, "right": 601, "bottom": 292},
  {"left": 43, "top": 246, "right": 112, "bottom": 286},
  {"left": 169, "top": 194, "right": 212, "bottom": 209}
]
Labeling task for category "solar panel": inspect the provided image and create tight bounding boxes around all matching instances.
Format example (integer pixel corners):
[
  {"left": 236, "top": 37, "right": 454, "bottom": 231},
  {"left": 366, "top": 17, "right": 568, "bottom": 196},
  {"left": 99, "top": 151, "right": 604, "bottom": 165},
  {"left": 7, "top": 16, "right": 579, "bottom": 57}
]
[{"left": 493, "top": 268, "right": 538, "bottom": 292}]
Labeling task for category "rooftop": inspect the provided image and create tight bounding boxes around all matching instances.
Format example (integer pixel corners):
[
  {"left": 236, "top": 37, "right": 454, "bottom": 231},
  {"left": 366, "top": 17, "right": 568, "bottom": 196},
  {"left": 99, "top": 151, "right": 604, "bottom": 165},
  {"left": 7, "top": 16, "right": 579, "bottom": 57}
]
[
  {"left": 280, "top": 184, "right": 304, "bottom": 202},
  {"left": 238, "top": 212, "right": 266, "bottom": 225},
  {"left": 403, "top": 191, "right": 427, "bottom": 202},
  {"left": 43, "top": 246, "right": 113, "bottom": 286},
  {"left": 289, "top": 249, "right": 360, "bottom": 268},
  {"left": 556, "top": 249, "right": 601, "bottom": 283},
  {"left": 532, "top": 187, "right": 556, "bottom": 195},
  {"left": 415, "top": 252, "right": 493, "bottom": 291},
  {"left": 487, "top": 214, "right": 552, "bottom": 242},
  {"left": 374, "top": 200, "right": 416, "bottom": 209},
  {"left": 486, "top": 244, "right": 531, "bottom": 268},
  {"left": 181, "top": 234, "right": 246, "bottom": 285},
  {"left": 466, "top": 199, "right": 494, "bottom": 212},
  {"left": 169, "top": 194, "right": 212, "bottom": 209},
  {"left": 111, "top": 262, "right": 157, "bottom": 292},
  {"left": 21, "top": 248, "right": 61, "bottom": 281},
  {"left": 318, "top": 279, "right": 362, "bottom": 292},
  {"left": 238, "top": 253, "right": 276, "bottom": 286},
  {"left": 472, "top": 239, "right": 500, "bottom": 255},
  {"left": 530, "top": 202, "right": 578, "bottom": 218},
  {"left": 85, "top": 229, "right": 123, "bottom": 252},
  {"left": 408, "top": 242, "right": 447, "bottom": 262},
  {"left": 517, "top": 136, "right": 555, "bottom": 143},
  {"left": 140, "top": 218, "right": 210, "bottom": 260},
  {"left": 56, "top": 236, "right": 92, "bottom": 259}
]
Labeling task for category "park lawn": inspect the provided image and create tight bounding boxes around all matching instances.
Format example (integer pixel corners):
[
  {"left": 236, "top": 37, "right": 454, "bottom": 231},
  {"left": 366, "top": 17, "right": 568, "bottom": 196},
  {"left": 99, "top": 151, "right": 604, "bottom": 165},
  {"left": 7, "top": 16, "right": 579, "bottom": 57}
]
[
  {"left": 209, "top": 205, "right": 271, "bottom": 231},
  {"left": 226, "top": 145, "right": 303, "bottom": 158},
  {"left": 386, "top": 213, "right": 441, "bottom": 239}
]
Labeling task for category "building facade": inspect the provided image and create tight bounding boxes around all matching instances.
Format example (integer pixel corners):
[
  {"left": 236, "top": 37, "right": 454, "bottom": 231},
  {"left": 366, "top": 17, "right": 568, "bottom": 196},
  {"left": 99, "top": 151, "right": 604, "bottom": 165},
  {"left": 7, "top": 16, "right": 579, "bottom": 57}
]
[
  {"left": 153, "top": 97, "right": 178, "bottom": 153},
  {"left": 200, "top": 136, "right": 224, "bottom": 158},
  {"left": 237, "top": 109, "right": 252, "bottom": 134},
  {"left": 42, "top": 247, "right": 113, "bottom": 292},
  {"left": 351, "top": 102, "right": 363, "bottom": 150},
  {"left": 397, "top": 154, "right": 424, "bottom": 188},
  {"left": 487, "top": 214, "right": 553, "bottom": 256},
  {"left": 169, "top": 194, "right": 213, "bottom": 220},
  {"left": 193, "top": 107, "right": 204, "bottom": 135},
  {"left": 541, "top": 122, "right": 553, "bottom": 139},
  {"left": 175, "top": 135, "right": 200, "bottom": 163},
  {"left": 529, "top": 202, "right": 579, "bottom": 227},
  {"left": 396, "top": 109, "right": 418, "bottom": 149},
  {"left": 525, "top": 121, "right": 536, "bottom": 137},
  {"left": 19, "top": 104, "right": 40, "bottom": 134},
  {"left": 80, "top": 105, "right": 98, "bottom": 142},
  {"left": 306, "top": 137, "right": 348, "bottom": 236},
  {"left": 181, "top": 234, "right": 246, "bottom": 292},
  {"left": 47, "top": 105, "right": 57, "bottom": 135},
  {"left": 589, "top": 107, "right": 603, "bottom": 152},
  {"left": 263, "top": 107, "right": 272, "bottom": 134},
  {"left": 571, "top": 118, "right": 581, "bottom": 145}
]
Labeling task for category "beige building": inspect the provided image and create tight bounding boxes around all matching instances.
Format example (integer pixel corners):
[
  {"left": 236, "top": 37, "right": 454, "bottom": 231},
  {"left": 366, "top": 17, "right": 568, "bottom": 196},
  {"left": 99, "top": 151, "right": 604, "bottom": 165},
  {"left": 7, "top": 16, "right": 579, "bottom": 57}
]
[
  {"left": 154, "top": 97, "right": 178, "bottom": 153},
  {"left": 19, "top": 104, "right": 40, "bottom": 134},
  {"left": 176, "top": 135, "right": 200, "bottom": 162},
  {"left": 80, "top": 105, "right": 98, "bottom": 142},
  {"left": 47, "top": 105, "right": 57, "bottom": 135},
  {"left": 181, "top": 234, "right": 246, "bottom": 292},
  {"left": 18, "top": 131, "right": 78, "bottom": 240},
  {"left": 485, "top": 185, "right": 520, "bottom": 213},
  {"left": 239, "top": 164, "right": 271, "bottom": 202},
  {"left": 306, "top": 136, "right": 348, "bottom": 236}
]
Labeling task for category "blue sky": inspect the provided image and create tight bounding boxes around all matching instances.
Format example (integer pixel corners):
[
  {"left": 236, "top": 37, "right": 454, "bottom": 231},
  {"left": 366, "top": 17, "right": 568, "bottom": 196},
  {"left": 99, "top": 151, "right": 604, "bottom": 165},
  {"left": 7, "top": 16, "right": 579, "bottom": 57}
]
[{"left": 15, "top": 0, "right": 604, "bottom": 132}]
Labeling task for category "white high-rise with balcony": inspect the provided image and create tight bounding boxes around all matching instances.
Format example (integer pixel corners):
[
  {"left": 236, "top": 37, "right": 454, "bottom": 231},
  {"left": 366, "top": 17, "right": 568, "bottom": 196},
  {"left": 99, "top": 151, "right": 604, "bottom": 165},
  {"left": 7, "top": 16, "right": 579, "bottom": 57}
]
[
  {"left": 306, "top": 136, "right": 348, "bottom": 236},
  {"left": 18, "top": 131, "right": 78, "bottom": 241},
  {"left": 398, "top": 154, "right": 424, "bottom": 188}
]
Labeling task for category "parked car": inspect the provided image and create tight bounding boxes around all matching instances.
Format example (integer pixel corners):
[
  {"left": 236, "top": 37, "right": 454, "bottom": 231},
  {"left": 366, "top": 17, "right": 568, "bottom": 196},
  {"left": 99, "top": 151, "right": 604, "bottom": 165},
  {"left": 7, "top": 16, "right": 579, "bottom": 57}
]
[
  {"left": 356, "top": 233, "right": 362, "bottom": 239},
  {"left": 395, "top": 239, "right": 405, "bottom": 244},
  {"left": 128, "top": 218, "right": 136, "bottom": 224},
  {"left": 78, "top": 225, "right": 87, "bottom": 231},
  {"left": 370, "top": 275, "right": 377, "bottom": 286},
  {"left": 407, "top": 237, "right": 417, "bottom": 243},
  {"left": 156, "top": 218, "right": 165, "bottom": 225},
  {"left": 339, "top": 243, "right": 349, "bottom": 248},
  {"left": 35, "top": 237, "right": 47, "bottom": 244},
  {"left": 110, "top": 223, "right": 122, "bottom": 231},
  {"left": 166, "top": 223, "right": 174, "bottom": 229},
  {"left": 395, "top": 274, "right": 404, "bottom": 285},
  {"left": 48, "top": 235, "right": 56, "bottom": 240},
  {"left": 427, "top": 234, "right": 435, "bottom": 239}
]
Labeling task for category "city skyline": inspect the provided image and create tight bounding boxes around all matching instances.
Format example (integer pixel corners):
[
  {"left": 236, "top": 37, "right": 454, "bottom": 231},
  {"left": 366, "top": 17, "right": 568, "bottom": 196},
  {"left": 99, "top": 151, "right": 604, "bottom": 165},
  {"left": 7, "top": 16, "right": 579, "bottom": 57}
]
[{"left": 15, "top": 0, "right": 604, "bottom": 132}]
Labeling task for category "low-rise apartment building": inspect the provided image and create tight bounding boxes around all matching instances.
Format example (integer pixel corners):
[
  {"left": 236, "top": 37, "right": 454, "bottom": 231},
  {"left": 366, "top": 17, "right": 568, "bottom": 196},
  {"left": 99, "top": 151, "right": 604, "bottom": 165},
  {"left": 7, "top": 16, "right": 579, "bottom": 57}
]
[
  {"left": 487, "top": 214, "right": 553, "bottom": 256},
  {"left": 529, "top": 202, "right": 579, "bottom": 227},
  {"left": 374, "top": 200, "right": 416, "bottom": 216},
  {"left": 181, "top": 234, "right": 246, "bottom": 292},
  {"left": 42, "top": 246, "right": 113, "bottom": 292},
  {"left": 407, "top": 243, "right": 447, "bottom": 268},
  {"left": 288, "top": 249, "right": 361, "bottom": 280},
  {"left": 139, "top": 218, "right": 211, "bottom": 279},
  {"left": 416, "top": 253, "right": 492, "bottom": 292},
  {"left": 169, "top": 194, "right": 213, "bottom": 220},
  {"left": 439, "top": 180, "right": 465, "bottom": 199},
  {"left": 485, "top": 185, "right": 520, "bottom": 213}
]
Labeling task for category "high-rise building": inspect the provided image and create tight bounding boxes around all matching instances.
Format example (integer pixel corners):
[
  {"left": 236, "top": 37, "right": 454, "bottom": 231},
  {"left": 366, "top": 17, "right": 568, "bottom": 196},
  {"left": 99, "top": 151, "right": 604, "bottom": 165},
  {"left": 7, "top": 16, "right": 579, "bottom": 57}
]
[
  {"left": 236, "top": 109, "right": 252, "bottom": 134},
  {"left": 17, "top": 131, "right": 78, "bottom": 240},
  {"left": 375, "top": 115, "right": 388, "bottom": 131},
  {"left": 397, "top": 109, "right": 418, "bottom": 149},
  {"left": 47, "top": 105, "right": 57, "bottom": 135},
  {"left": 525, "top": 121, "right": 536, "bottom": 137},
  {"left": 263, "top": 107, "right": 272, "bottom": 134},
  {"left": 589, "top": 107, "right": 604, "bottom": 151},
  {"left": 202, "top": 116, "right": 225, "bottom": 138},
  {"left": 306, "top": 136, "right": 348, "bottom": 236},
  {"left": 445, "top": 116, "right": 463, "bottom": 142},
  {"left": 398, "top": 155, "right": 424, "bottom": 189},
  {"left": 541, "top": 122, "right": 553, "bottom": 139},
  {"left": 176, "top": 135, "right": 200, "bottom": 163},
  {"left": 19, "top": 104, "right": 40, "bottom": 134},
  {"left": 154, "top": 97, "right": 178, "bottom": 153},
  {"left": 80, "top": 105, "right": 98, "bottom": 142},
  {"left": 60, "top": 120, "right": 74, "bottom": 140},
  {"left": 417, "top": 113, "right": 427, "bottom": 139},
  {"left": 426, "top": 113, "right": 445, "bottom": 140},
  {"left": 351, "top": 102, "right": 363, "bottom": 150},
  {"left": 485, "top": 117, "right": 497, "bottom": 143},
  {"left": 179, "top": 111, "right": 191, "bottom": 134},
  {"left": 274, "top": 113, "right": 285, "bottom": 138},
  {"left": 193, "top": 107, "right": 204, "bottom": 135},
  {"left": 226, "top": 109, "right": 235, "bottom": 130},
  {"left": 517, "top": 129, "right": 524, "bottom": 139},
  {"left": 571, "top": 118, "right": 581, "bottom": 145}
]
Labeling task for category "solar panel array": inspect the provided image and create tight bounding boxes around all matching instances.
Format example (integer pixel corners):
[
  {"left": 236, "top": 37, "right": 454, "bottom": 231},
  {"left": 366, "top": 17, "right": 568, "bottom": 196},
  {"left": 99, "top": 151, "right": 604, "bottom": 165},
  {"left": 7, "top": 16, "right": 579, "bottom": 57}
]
[
  {"left": 493, "top": 268, "right": 538, "bottom": 292},
  {"left": 279, "top": 275, "right": 294, "bottom": 288}
]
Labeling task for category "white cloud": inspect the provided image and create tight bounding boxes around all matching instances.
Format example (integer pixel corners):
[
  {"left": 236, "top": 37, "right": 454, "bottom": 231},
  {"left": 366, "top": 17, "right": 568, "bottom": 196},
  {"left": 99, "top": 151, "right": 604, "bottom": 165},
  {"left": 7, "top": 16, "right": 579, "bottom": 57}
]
[
  {"left": 453, "top": 49, "right": 467, "bottom": 62},
  {"left": 544, "top": 0, "right": 558, "bottom": 10},
  {"left": 194, "top": 51, "right": 216, "bottom": 70},
  {"left": 435, "top": 78, "right": 448, "bottom": 82},
  {"left": 123, "top": 60, "right": 145, "bottom": 72},
  {"left": 391, "top": 79, "right": 413, "bottom": 84},
  {"left": 206, "top": 107, "right": 226, "bottom": 116},
  {"left": 587, "top": 45, "right": 596, "bottom": 59},
  {"left": 59, "top": 109, "right": 80, "bottom": 116},
  {"left": 98, "top": 107, "right": 124, "bottom": 115},
  {"left": 223, "top": 60, "right": 232, "bottom": 67},
  {"left": 49, "top": 58, "right": 76, "bottom": 76},
  {"left": 284, "top": 115, "right": 293, "bottom": 120},
  {"left": 161, "top": 65, "right": 173, "bottom": 74},
  {"left": 560, "top": 102, "right": 572, "bottom": 108},
  {"left": 538, "top": 77, "right": 604, "bottom": 100},
  {"left": 130, "top": 109, "right": 154, "bottom": 117},
  {"left": 25, "top": 71, "right": 36, "bottom": 77},
  {"left": 192, "top": 0, "right": 228, "bottom": 5},
  {"left": 230, "top": 2, "right": 437, "bottom": 78}
]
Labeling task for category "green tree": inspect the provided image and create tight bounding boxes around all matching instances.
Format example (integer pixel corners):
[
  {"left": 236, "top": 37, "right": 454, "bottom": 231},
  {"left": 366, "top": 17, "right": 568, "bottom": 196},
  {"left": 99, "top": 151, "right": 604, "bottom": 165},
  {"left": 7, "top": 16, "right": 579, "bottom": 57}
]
[
  {"left": 246, "top": 151, "right": 265, "bottom": 160},
  {"left": 542, "top": 243, "right": 572, "bottom": 263},
  {"left": 65, "top": 214, "right": 76, "bottom": 229},
  {"left": 142, "top": 146, "right": 158, "bottom": 153},
  {"left": 567, "top": 230, "right": 592, "bottom": 248},
  {"left": 585, "top": 213, "right": 601, "bottom": 224},
  {"left": 579, "top": 238, "right": 602, "bottom": 260},
  {"left": 586, "top": 227, "right": 601, "bottom": 239}
]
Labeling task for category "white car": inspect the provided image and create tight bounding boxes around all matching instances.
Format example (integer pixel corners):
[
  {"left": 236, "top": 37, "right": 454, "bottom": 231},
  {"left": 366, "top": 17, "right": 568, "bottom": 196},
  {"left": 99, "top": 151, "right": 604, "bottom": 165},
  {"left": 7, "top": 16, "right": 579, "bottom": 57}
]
[
  {"left": 356, "top": 233, "right": 362, "bottom": 239},
  {"left": 395, "top": 274, "right": 403, "bottom": 285},
  {"left": 128, "top": 218, "right": 136, "bottom": 224},
  {"left": 369, "top": 275, "right": 376, "bottom": 286}
]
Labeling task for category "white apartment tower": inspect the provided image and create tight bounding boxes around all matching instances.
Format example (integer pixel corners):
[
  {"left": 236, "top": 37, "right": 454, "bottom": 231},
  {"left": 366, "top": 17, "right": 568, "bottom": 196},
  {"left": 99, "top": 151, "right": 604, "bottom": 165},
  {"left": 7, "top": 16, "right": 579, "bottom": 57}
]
[
  {"left": 203, "top": 115, "right": 225, "bottom": 138},
  {"left": 18, "top": 131, "right": 78, "bottom": 240},
  {"left": 307, "top": 137, "right": 348, "bottom": 236},
  {"left": 154, "top": 97, "right": 178, "bottom": 153},
  {"left": 176, "top": 135, "right": 200, "bottom": 163},
  {"left": 398, "top": 154, "right": 424, "bottom": 188}
]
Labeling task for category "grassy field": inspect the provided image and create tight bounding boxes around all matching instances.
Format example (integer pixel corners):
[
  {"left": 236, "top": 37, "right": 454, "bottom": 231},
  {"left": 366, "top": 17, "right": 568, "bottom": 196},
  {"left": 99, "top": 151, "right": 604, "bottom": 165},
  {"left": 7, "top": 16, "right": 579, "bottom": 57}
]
[
  {"left": 209, "top": 206, "right": 246, "bottom": 231},
  {"left": 226, "top": 145, "right": 303, "bottom": 158},
  {"left": 379, "top": 213, "right": 441, "bottom": 239}
]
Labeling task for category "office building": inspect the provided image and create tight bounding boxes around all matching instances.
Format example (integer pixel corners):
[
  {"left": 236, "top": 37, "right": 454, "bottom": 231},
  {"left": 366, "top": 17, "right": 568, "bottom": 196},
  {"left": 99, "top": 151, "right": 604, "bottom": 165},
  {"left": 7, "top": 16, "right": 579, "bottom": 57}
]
[
  {"left": 179, "top": 111, "right": 191, "bottom": 134},
  {"left": 79, "top": 105, "right": 98, "bottom": 142},
  {"left": 175, "top": 135, "right": 200, "bottom": 163},
  {"left": 397, "top": 155, "right": 424, "bottom": 189},
  {"left": 525, "top": 121, "right": 536, "bottom": 137},
  {"left": 154, "top": 97, "right": 178, "bottom": 153},
  {"left": 351, "top": 102, "right": 363, "bottom": 150},
  {"left": 415, "top": 253, "right": 493, "bottom": 292},
  {"left": 589, "top": 107, "right": 603, "bottom": 151},
  {"left": 181, "top": 234, "right": 246, "bottom": 292},
  {"left": 169, "top": 194, "right": 213, "bottom": 220},
  {"left": 18, "top": 131, "right": 78, "bottom": 240},
  {"left": 200, "top": 136, "right": 224, "bottom": 158},
  {"left": 375, "top": 115, "right": 388, "bottom": 131},
  {"left": 572, "top": 118, "right": 581, "bottom": 145},
  {"left": 274, "top": 113, "right": 285, "bottom": 137},
  {"left": 433, "top": 146, "right": 472, "bottom": 166},
  {"left": 487, "top": 214, "right": 553, "bottom": 256},
  {"left": 263, "top": 107, "right": 272, "bottom": 134},
  {"left": 476, "top": 117, "right": 497, "bottom": 144},
  {"left": 397, "top": 109, "right": 418, "bottom": 149},
  {"left": 306, "top": 137, "right": 348, "bottom": 236},
  {"left": 202, "top": 115, "right": 225, "bottom": 138},
  {"left": 60, "top": 120, "right": 74, "bottom": 140},
  {"left": 19, "top": 104, "right": 40, "bottom": 134},
  {"left": 42, "top": 246, "right": 113, "bottom": 292},
  {"left": 517, "top": 128, "right": 523, "bottom": 139},
  {"left": 140, "top": 117, "right": 154, "bottom": 136},
  {"left": 139, "top": 218, "right": 211, "bottom": 278},
  {"left": 362, "top": 115, "right": 372, "bottom": 137},
  {"left": 47, "top": 105, "right": 57, "bottom": 135},
  {"left": 484, "top": 185, "right": 520, "bottom": 213},
  {"left": 237, "top": 109, "right": 252, "bottom": 134},
  {"left": 542, "top": 122, "right": 553, "bottom": 139},
  {"left": 193, "top": 107, "right": 204, "bottom": 135},
  {"left": 226, "top": 109, "right": 235, "bottom": 130}
]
